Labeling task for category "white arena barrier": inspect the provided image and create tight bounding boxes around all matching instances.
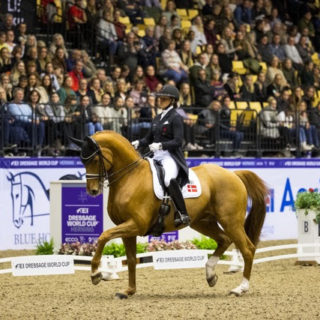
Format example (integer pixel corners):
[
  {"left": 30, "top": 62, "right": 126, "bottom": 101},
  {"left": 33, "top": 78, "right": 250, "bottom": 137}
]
[{"left": 0, "top": 244, "right": 319, "bottom": 276}]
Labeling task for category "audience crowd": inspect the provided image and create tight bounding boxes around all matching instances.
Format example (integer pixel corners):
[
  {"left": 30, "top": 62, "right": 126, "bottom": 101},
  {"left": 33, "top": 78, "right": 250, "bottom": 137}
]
[{"left": 1, "top": 0, "right": 320, "bottom": 157}]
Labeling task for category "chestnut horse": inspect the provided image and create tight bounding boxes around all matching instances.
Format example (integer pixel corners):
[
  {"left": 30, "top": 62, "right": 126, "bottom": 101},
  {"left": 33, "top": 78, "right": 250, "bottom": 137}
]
[{"left": 70, "top": 131, "right": 268, "bottom": 298}]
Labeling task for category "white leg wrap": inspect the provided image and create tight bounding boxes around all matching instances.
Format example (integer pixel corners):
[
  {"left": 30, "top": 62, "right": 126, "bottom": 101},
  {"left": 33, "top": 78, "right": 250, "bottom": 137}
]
[
  {"left": 230, "top": 277, "right": 250, "bottom": 296},
  {"left": 206, "top": 255, "right": 219, "bottom": 280}
]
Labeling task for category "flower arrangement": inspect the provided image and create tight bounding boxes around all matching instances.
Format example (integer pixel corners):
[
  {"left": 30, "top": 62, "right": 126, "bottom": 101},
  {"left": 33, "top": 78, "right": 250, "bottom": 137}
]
[{"left": 295, "top": 188, "right": 320, "bottom": 223}]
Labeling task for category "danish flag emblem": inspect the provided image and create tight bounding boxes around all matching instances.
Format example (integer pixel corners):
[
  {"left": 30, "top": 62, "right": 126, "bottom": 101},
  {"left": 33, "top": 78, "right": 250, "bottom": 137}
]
[{"left": 187, "top": 184, "right": 197, "bottom": 193}]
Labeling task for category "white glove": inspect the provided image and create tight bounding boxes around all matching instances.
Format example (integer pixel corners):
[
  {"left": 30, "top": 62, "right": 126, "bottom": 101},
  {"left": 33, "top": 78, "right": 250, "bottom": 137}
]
[
  {"left": 131, "top": 140, "right": 139, "bottom": 149},
  {"left": 149, "top": 142, "right": 162, "bottom": 152}
]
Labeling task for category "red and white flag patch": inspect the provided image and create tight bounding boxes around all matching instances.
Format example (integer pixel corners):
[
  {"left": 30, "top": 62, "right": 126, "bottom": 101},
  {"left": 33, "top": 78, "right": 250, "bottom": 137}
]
[{"left": 187, "top": 184, "right": 198, "bottom": 193}]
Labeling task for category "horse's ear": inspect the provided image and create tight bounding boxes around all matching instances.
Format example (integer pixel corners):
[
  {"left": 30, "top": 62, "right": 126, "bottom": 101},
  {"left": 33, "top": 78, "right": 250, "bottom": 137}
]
[
  {"left": 85, "top": 136, "right": 98, "bottom": 149},
  {"left": 69, "top": 137, "right": 84, "bottom": 147}
]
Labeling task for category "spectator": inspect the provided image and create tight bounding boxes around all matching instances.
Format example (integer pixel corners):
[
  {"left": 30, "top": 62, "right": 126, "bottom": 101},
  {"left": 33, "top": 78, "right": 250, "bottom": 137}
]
[
  {"left": 300, "top": 61, "right": 315, "bottom": 89},
  {"left": 5, "top": 30, "right": 16, "bottom": 53},
  {"left": 140, "top": 26, "right": 158, "bottom": 68},
  {"left": 115, "top": 78, "right": 127, "bottom": 101},
  {"left": 103, "top": 79, "right": 115, "bottom": 99},
  {"left": 204, "top": 19, "right": 217, "bottom": 47},
  {"left": 309, "top": 101, "right": 320, "bottom": 144},
  {"left": 0, "top": 47, "right": 12, "bottom": 74},
  {"left": 77, "top": 94, "right": 103, "bottom": 136},
  {"left": 303, "top": 86, "right": 316, "bottom": 111},
  {"left": 92, "top": 92, "right": 113, "bottom": 129},
  {"left": 132, "top": 66, "right": 144, "bottom": 84},
  {"left": 155, "top": 15, "right": 169, "bottom": 40},
  {"left": 163, "top": 0, "right": 179, "bottom": 26},
  {"left": 15, "top": 75, "right": 28, "bottom": 97},
  {"left": 267, "top": 73, "right": 285, "bottom": 98},
  {"left": 49, "top": 33, "right": 68, "bottom": 58},
  {"left": 68, "top": 60, "right": 84, "bottom": 91},
  {"left": 67, "top": 0, "right": 87, "bottom": 46},
  {"left": 129, "top": 80, "right": 147, "bottom": 107},
  {"left": 88, "top": 77, "right": 103, "bottom": 105},
  {"left": 284, "top": 36, "right": 303, "bottom": 70},
  {"left": 298, "top": 10, "right": 315, "bottom": 39},
  {"left": 179, "top": 82, "right": 193, "bottom": 109},
  {"left": 58, "top": 75, "right": 76, "bottom": 104},
  {"left": 11, "top": 45, "right": 23, "bottom": 65},
  {"left": 159, "top": 27, "right": 172, "bottom": 52},
  {"left": 240, "top": 75, "right": 257, "bottom": 101},
  {"left": 37, "top": 74, "right": 54, "bottom": 103},
  {"left": 97, "top": 10, "right": 118, "bottom": 63},
  {"left": 216, "top": 42, "right": 233, "bottom": 74},
  {"left": 76, "top": 78, "right": 89, "bottom": 102},
  {"left": 179, "top": 40, "right": 194, "bottom": 69},
  {"left": 190, "top": 16, "right": 207, "bottom": 50},
  {"left": 220, "top": 26, "right": 240, "bottom": 60},
  {"left": 282, "top": 58, "right": 298, "bottom": 88},
  {"left": 220, "top": 95, "right": 244, "bottom": 156},
  {"left": 42, "top": 62, "right": 60, "bottom": 91},
  {"left": 194, "top": 68, "right": 214, "bottom": 109},
  {"left": 211, "top": 69, "right": 226, "bottom": 100},
  {"left": 1, "top": 73, "right": 13, "bottom": 101},
  {"left": 234, "top": 0, "right": 253, "bottom": 27},
  {"left": 267, "top": 33, "right": 286, "bottom": 62},
  {"left": 113, "top": 10, "right": 126, "bottom": 41},
  {"left": 52, "top": 47, "right": 67, "bottom": 74},
  {"left": 257, "top": 35, "right": 273, "bottom": 65},
  {"left": 109, "top": 96, "right": 127, "bottom": 134},
  {"left": 189, "top": 53, "right": 210, "bottom": 85},
  {"left": 296, "top": 35, "right": 313, "bottom": 64},
  {"left": 38, "top": 46, "right": 51, "bottom": 74},
  {"left": 224, "top": 72, "right": 241, "bottom": 101},
  {"left": 254, "top": 71, "right": 268, "bottom": 102},
  {"left": 277, "top": 88, "right": 291, "bottom": 113},
  {"left": 196, "top": 99, "right": 221, "bottom": 146},
  {"left": 160, "top": 40, "right": 188, "bottom": 84},
  {"left": 207, "top": 54, "right": 221, "bottom": 80},
  {"left": 266, "top": 56, "right": 287, "bottom": 87},
  {"left": 144, "top": 65, "right": 159, "bottom": 92}
]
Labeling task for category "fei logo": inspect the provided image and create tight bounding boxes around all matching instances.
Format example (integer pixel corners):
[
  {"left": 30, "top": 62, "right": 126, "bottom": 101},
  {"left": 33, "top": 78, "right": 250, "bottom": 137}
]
[{"left": 76, "top": 208, "right": 89, "bottom": 214}]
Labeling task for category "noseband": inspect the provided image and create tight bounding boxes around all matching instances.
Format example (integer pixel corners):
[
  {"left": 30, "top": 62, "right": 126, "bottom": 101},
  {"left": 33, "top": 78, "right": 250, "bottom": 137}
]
[{"left": 80, "top": 137, "right": 142, "bottom": 187}]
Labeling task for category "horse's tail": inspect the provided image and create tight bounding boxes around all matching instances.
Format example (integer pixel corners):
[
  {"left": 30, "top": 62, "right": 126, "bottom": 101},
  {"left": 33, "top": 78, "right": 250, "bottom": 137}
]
[{"left": 234, "top": 170, "right": 269, "bottom": 246}]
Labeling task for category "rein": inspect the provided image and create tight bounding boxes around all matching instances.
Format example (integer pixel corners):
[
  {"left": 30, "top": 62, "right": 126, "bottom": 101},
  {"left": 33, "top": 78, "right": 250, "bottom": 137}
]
[{"left": 81, "top": 137, "right": 152, "bottom": 187}]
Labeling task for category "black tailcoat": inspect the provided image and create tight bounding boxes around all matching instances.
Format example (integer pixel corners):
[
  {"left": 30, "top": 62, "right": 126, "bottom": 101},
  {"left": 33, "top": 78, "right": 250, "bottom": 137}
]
[{"left": 139, "top": 108, "right": 189, "bottom": 186}]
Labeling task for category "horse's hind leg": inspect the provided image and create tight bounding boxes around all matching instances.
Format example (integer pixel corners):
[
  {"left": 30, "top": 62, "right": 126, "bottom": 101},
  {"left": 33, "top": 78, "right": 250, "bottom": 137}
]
[
  {"left": 222, "top": 225, "right": 255, "bottom": 296},
  {"left": 91, "top": 219, "right": 139, "bottom": 287},
  {"left": 192, "top": 219, "right": 232, "bottom": 288}
]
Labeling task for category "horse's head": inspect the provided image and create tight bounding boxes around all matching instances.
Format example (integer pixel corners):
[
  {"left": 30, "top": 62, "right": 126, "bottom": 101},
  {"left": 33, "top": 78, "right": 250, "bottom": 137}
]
[{"left": 70, "top": 136, "right": 113, "bottom": 196}]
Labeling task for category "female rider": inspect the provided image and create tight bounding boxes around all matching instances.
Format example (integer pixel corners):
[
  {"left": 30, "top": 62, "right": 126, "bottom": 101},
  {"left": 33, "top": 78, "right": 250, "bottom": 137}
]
[{"left": 131, "top": 85, "right": 190, "bottom": 226}]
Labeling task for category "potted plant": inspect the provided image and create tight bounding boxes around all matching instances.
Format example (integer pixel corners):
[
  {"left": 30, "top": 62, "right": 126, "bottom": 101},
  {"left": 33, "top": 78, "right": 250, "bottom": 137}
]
[
  {"left": 295, "top": 188, "right": 320, "bottom": 265},
  {"left": 295, "top": 188, "right": 320, "bottom": 223}
]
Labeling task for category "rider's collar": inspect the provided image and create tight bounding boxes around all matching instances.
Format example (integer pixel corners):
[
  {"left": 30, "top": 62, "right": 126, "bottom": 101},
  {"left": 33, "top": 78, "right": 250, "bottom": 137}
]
[{"left": 161, "top": 105, "right": 173, "bottom": 119}]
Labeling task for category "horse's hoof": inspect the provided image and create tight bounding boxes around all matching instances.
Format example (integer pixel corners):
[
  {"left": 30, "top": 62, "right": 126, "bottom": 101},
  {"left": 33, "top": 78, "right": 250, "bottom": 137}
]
[
  {"left": 206, "top": 274, "right": 218, "bottom": 287},
  {"left": 115, "top": 292, "right": 128, "bottom": 299},
  {"left": 228, "top": 288, "right": 248, "bottom": 297},
  {"left": 91, "top": 271, "right": 102, "bottom": 285}
]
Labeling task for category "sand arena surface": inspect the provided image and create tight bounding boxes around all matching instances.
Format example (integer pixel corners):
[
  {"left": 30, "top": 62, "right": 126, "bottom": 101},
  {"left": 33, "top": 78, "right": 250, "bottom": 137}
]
[{"left": 1, "top": 241, "right": 319, "bottom": 320}]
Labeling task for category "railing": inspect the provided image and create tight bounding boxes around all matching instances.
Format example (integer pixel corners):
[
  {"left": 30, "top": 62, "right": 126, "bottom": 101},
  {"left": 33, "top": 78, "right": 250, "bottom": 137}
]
[{"left": 0, "top": 103, "right": 317, "bottom": 158}]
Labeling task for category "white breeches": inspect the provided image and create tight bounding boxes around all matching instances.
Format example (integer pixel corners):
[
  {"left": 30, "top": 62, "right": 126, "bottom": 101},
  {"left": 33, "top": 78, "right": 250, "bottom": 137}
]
[{"left": 153, "top": 150, "right": 179, "bottom": 187}]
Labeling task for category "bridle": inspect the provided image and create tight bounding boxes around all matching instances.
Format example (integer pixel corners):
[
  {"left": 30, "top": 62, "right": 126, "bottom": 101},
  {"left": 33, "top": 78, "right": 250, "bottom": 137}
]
[{"left": 81, "top": 137, "right": 145, "bottom": 188}]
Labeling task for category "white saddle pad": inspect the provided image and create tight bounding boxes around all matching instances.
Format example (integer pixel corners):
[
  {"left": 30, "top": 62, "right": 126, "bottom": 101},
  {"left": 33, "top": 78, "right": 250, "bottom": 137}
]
[{"left": 146, "top": 158, "right": 202, "bottom": 200}]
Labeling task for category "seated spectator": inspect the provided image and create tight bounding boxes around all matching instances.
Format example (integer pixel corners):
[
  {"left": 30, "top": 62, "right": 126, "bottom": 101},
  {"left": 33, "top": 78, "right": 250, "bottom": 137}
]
[
  {"left": 207, "top": 54, "right": 221, "bottom": 80},
  {"left": 155, "top": 15, "right": 169, "bottom": 40},
  {"left": 298, "top": 100, "right": 319, "bottom": 149},
  {"left": 179, "top": 82, "right": 193, "bottom": 109},
  {"left": 282, "top": 58, "right": 298, "bottom": 88},
  {"left": 224, "top": 72, "right": 241, "bottom": 101},
  {"left": 103, "top": 79, "right": 115, "bottom": 99},
  {"left": 92, "top": 93, "right": 113, "bottom": 129},
  {"left": 259, "top": 96, "right": 281, "bottom": 140},
  {"left": 300, "top": 61, "right": 315, "bottom": 89},
  {"left": 52, "top": 47, "right": 67, "bottom": 74},
  {"left": 254, "top": 71, "right": 268, "bottom": 102},
  {"left": 309, "top": 101, "right": 320, "bottom": 144},
  {"left": 11, "top": 45, "right": 23, "bottom": 65},
  {"left": 42, "top": 62, "right": 60, "bottom": 91},
  {"left": 163, "top": 0, "right": 179, "bottom": 26},
  {"left": 190, "top": 16, "right": 207, "bottom": 50},
  {"left": 117, "top": 32, "right": 139, "bottom": 75},
  {"left": 76, "top": 78, "right": 89, "bottom": 102},
  {"left": 58, "top": 76, "right": 76, "bottom": 104},
  {"left": 189, "top": 53, "right": 210, "bottom": 85},
  {"left": 140, "top": 26, "right": 158, "bottom": 68},
  {"left": 303, "top": 86, "right": 316, "bottom": 111},
  {"left": 220, "top": 26, "right": 240, "bottom": 60},
  {"left": 10, "top": 61, "right": 26, "bottom": 87},
  {"left": 0, "top": 31, "right": 9, "bottom": 51},
  {"left": 144, "top": 65, "right": 159, "bottom": 93},
  {"left": 196, "top": 100, "right": 221, "bottom": 146},
  {"left": 37, "top": 74, "right": 54, "bottom": 104},
  {"left": 194, "top": 68, "right": 214, "bottom": 109},
  {"left": 0, "top": 14, "right": 16, "bottom": 33},
  {"left": 204, "top": 19, "right": 217, "bottom": 47},
  {"left": 115, "top": 78, "right": 127, "bottom": 101},
  {"left": 298, "top": 10, "right": 315, "bottom": 40},
  {"left": 216, "top": 42, "right": 233, "bottom": 74},
  {"left": 132, "top": 66, "right": 144, "bottom": 84},
  {"left": 296, "top": 35, "right": 313, "bottom": 64},
  {"left": 220, "top": 95, "right": 244, "bottom": 156},
  {"left": 68, "top": 60, "right": 84, "bottom": 92},
  {"left": 38, "top": 46, "right": 51, "bottom": 74},
  {"left": 240, "top": 75, "right": 257, "bottom": 102},
  {"left": 267, "top": 33, "right": 286, "bottom": 63},
  {"left": 211, "top": 69, "right": 227, "bottom": 100},
  {"left": 257, "top": 35, "right": 273, "bottom": 65},
  {"left": 14, "top": 75, "right": 28, "bottom": 97},
  {"left": 0, "top": 47, "right": 12, "bottom": 74},
  {"left": 113, "top": 10, "right": 126, "bottom": 41},
  {"left": 160, "top": 40, "right": 188, "bottom": 84},
  {"left": 130, "top": 80, "right": 147, "bottom": 107},
  {"left": 266, "top": 56, "right": 288, "bottom": 87},
  {"left": 159, "top": 27, "right": 172, "bottom": 52},
  {"left": 109, "top": 96, "right": 127, "bottom": 134},
  {"left": 97, "top": 10, "right": 118, "bottom": 63},
  {"left": 179, "top": 40, "right": 194, "bottom": 69},
  {"left": 24, "top": 46, "right": 41, "bottom": 74},
  {"left": 290, "top": 86, "right": 304, "bottom": 111},
  {"left": 267, "top": 73, "right": 286, "bottom": 98},
  {"left": 277, "top": 88, "right": 291, "bottom": 113},
  {"left": 45, "top": 92, "right": 66, "bottom": 155},
  {"left": 234, "top": 0, "right": 253, "bottom": 27},
  {"left": 284, "top": 36, "right": 303, "bottom": 70},
  {"left": 67, "top": 0, "right": 87, "bottom": 46},
  {"left": 88, "top": 77, "right": 103, "bottom": 105},
  {"left": 49, "top": 33, "right": 68, "bottom": 58}
]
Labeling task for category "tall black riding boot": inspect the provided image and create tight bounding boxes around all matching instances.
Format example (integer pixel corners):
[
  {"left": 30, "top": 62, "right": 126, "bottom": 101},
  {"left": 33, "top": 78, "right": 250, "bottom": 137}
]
[{"left": 168, "top": 179, "right": 190, "bottom": 227}]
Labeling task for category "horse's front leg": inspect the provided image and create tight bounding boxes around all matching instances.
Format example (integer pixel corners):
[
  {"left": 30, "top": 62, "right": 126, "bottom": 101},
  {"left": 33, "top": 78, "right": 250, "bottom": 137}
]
[
  {"left": 115, "top": 237, "right": 137, "bottom": 299},
  {"left": 91, "top": 219, "right": 139, "bottom": 286}
]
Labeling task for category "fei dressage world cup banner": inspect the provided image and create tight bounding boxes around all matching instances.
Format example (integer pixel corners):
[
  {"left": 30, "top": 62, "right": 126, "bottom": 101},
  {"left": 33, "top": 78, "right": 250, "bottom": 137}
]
[{"left": 1, "top": 157, "right": 320, "bottom": 250}]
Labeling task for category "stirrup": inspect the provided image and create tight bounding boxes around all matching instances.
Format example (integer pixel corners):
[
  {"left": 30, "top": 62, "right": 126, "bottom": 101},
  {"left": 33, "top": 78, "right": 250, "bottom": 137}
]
[{"left": 174, "top": 211, "right": 190, "bottom": 227}]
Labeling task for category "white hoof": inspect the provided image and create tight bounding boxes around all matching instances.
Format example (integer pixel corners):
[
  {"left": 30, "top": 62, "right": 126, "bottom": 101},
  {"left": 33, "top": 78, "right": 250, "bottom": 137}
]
[{"left": 229, "top": 277, "right": 249, "bottom": 296}]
